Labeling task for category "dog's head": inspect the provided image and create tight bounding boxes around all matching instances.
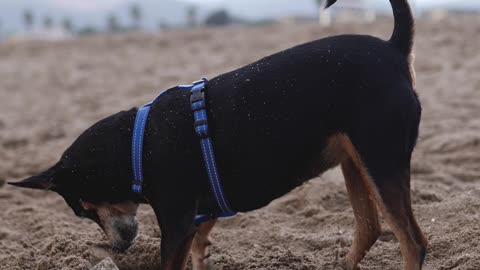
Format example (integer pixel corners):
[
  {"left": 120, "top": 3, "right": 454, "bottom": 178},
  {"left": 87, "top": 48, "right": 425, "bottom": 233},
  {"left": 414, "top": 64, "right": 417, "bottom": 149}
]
[{"left": 10, "top": 109, "right": 141, "bottom": 252}]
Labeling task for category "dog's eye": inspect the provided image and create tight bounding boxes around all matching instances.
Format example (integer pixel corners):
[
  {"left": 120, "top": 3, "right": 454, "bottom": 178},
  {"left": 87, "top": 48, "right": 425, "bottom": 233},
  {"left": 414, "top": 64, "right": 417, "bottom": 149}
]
[
  {"left": 82, "top": 210, "right": 94, "bottom": 218},
  {"left": 81, "top": 209, "right": 101, "bottom": 224},
  {"left": 78, "top": 210, "right": 88, "bottom": 219},
  {"left": 79, "top": 199, "right": 96, "bottom": 210},
  {"left": 75, "top": 208, "right": 90, "bottom": 218},
  {"left": 74, "top": 199, "right": 99, "bottom": 220}
]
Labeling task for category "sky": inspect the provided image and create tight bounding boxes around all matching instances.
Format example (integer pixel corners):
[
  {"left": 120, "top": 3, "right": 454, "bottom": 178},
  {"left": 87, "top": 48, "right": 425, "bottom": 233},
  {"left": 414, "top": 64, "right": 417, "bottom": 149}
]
[
  {"left": 44, "top": 0, "right": 480, "bottom": 11},
  {"left": 50, "top": 0, "right": 121, "bottom": 12},
  {"left": 0, "top": 0, "right": 478, "bottom": 33}
]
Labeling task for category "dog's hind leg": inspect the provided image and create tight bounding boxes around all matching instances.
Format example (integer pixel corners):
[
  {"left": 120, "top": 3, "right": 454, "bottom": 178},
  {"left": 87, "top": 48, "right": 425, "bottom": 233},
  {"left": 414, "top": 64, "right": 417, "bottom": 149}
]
[
  {"left": 368, "top": 168, "right": 428, "bottom": 270},
  {"left": 345, "top": 130, "right": 428, "bottom": 270},
  {"left": 340, "top": 157, "right": 381, "bottom": 270},
  {"left": 191, "top": 219, "right": 217, "bottom": 270}
]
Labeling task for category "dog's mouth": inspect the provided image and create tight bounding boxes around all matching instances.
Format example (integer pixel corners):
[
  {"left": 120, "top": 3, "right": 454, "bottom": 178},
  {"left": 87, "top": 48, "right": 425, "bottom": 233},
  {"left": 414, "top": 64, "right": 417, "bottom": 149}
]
[
  {"left": 112, "top": 238, "right": 135, "bottom": 253},
  {"left": 76, "top": 201, "right": 140, "bottom": 253},
  {"left": 103, "top": 215, "right": 139, "bottom": 253}
]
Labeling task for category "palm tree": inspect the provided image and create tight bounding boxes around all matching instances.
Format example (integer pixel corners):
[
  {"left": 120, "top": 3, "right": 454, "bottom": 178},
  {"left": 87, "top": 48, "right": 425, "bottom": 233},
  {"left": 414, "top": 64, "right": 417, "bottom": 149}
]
[
  {"left": 129, "top": 4, "right": 142, "bottom": 31},
  {"left": 78, "top": 25, "right": 98, "bottom": 35},
  {"left": 158, "top": 21, "right": 169, "bottom": 32},
  {"left": 43, "top": 16, "right": 53, "bottom": 30},
  {"left": 187, "top": 5, "right": 198, "bottom": 28},
  {"left": 204, "top": 9, "right": 231, "bottom": 26},
  {"left": 23, "top": 9, "right": 34, "bottom": 32},
  {"left": 62, "top": 18, "right": 73, "bottom": 32},
  {"left": 107, "top": 14, "right": 120, "bottom": 32}
]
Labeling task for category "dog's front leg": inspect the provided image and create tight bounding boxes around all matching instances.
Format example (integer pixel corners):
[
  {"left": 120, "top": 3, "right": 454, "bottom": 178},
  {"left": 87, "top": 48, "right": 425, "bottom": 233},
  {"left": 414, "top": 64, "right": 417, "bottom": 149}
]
[
  {"left": 191, "top": 219, "right": 217, "bottom": 270},
  {"left": 152, "top": 200, "right": 197, "bottom": 270}
]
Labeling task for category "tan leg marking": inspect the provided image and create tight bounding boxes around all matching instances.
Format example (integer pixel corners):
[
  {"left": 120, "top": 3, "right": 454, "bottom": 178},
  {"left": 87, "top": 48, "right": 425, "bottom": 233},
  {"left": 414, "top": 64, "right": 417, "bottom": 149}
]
[
  {"left": 191, "top": 219, "right": 217, "bottom": 270},
  {"left": 335, "top": 134, "right": 428, "bottom": 270},
  {"left": 409, "top": 51, "right": 417, "bottom": 89},
  {"left": 341, "top": 158, "right": 381, "bottom": 270},
  {"left": 162, "top": 232, "right": 196, "bottom": 270}
]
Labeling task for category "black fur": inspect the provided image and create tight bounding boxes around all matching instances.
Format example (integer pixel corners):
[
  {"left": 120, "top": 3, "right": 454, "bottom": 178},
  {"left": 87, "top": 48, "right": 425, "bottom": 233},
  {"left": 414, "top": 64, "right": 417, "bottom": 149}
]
[
  {"left": 325, "top": 0, "right": 415, "bottom": 55},
  {"left": 11, "top": 0, "right": 421, "bottom": 268}
]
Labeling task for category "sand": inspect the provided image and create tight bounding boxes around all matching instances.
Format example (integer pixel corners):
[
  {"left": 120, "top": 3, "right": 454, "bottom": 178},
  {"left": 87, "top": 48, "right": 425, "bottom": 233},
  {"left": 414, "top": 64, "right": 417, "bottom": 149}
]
[{"left": 0, "top": 15, "right": 479, "bottom": 270}]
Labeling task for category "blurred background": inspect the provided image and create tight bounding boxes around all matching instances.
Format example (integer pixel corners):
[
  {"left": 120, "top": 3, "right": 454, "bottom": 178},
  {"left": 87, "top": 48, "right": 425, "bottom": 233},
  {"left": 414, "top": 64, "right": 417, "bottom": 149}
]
[
  {"left": 0, "top": 0, "right": 478, "bottom": 39},
  {"left": 0, "top": 1, "right": 479, "bottom": 270}
]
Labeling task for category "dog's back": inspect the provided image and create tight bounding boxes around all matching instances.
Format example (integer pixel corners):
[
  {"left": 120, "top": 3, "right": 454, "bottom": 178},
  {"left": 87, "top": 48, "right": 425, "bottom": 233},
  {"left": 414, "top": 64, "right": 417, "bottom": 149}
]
[{"left": 202, "top": 0, "right": 419, "bottom": 209}]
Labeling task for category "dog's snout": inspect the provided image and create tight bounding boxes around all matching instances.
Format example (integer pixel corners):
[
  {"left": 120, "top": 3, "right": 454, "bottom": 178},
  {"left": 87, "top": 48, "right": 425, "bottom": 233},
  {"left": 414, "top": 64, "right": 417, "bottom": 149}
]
[
  {"left": 105, "top": 216, "right": 138, "bottom": 252},
  {"left": 114, "top": 219, "right": 138, "bottom": 243},
  {"left": 94, "top": 214, "right": 139, "bottom": 253}
]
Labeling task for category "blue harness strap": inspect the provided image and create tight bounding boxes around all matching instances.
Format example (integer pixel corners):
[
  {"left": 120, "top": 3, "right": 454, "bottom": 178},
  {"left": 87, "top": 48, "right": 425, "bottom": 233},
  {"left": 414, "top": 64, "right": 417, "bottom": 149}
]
[
  {"left": 131, "top": 79, "right": 236, "bottom": 225},
  {"left": 131, "top": 102, "right": 153, "bottom": 193},
  {"left": 131, "top": 91, "right": 169, "bottom": 193}
]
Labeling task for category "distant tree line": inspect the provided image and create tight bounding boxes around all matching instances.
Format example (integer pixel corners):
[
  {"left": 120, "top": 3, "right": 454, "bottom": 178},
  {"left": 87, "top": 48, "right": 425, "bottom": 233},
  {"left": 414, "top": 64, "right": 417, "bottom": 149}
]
[
  {"left": 18, "top": 5, "right": 239, "bottom": 36},
  {"left": 205, "top": 10, "right": 232, "bottom": 26},
  {"left": 21, "top": 5, "right": 144, "bottom": 35}
]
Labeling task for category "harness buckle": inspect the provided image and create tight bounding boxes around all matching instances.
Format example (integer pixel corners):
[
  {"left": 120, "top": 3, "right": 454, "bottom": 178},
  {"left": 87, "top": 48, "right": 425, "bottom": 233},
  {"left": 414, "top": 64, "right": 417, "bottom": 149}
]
[
  {"left": 132, "top": 180, "right": 143, "bottom": 186},
  {"left": 190, "top": 91, "right": 204, "bottom": 104},
  {"left": 192, "top": 78, "right": 208, "bottom": 85}
]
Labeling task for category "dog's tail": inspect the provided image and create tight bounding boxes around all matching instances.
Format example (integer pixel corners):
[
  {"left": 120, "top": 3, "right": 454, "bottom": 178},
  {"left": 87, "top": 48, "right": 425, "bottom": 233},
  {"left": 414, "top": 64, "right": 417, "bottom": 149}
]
[{"left": 324, "top": 0, "right": 414, "bottom": 56}]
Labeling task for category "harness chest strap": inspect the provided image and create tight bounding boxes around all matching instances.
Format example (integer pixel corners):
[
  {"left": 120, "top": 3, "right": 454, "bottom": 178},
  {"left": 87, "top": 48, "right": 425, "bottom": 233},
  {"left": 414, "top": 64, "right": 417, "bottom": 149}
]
[{"left": 131, "top": 79, "right": 236, "bottom": 224}]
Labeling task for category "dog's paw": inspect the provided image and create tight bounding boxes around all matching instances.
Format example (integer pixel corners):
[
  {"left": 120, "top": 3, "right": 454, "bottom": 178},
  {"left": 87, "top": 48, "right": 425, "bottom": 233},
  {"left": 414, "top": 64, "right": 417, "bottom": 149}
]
[
  {"left": 333, "top": 249, "right": 360, "bottom": 270},
  {"left": 206, "top": 261, "right": 218, "bottom": 270},
  {"left": 333, "top": 259, "right": 361, "bottom": 270},
  {"left": 192, "top": 257, "right": 215, "bottom": 270}
]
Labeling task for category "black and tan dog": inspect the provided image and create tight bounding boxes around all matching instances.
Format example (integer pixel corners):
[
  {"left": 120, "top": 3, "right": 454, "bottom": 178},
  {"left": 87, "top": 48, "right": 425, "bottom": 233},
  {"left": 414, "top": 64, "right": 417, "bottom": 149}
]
[{"left": 10, "top": 0, "right": 428, "bottom": 269}]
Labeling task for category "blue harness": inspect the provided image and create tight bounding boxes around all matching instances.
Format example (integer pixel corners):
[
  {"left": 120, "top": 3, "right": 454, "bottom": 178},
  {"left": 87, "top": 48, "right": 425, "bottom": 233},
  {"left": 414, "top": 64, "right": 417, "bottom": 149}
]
[{"left": 131, "top": 79, "right": 236, "bottom": 224}]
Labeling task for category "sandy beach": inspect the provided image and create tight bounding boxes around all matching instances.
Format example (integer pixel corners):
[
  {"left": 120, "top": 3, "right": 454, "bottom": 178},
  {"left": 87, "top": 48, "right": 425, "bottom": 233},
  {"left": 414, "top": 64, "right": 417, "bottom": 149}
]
[{"left": 0, "top": 15, "right": 479, "bottom": 269}]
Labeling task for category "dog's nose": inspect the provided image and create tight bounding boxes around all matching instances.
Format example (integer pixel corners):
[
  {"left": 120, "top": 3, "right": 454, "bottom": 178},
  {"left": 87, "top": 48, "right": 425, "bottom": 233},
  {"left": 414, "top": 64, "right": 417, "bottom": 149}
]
[
  {"left": 110, "top": 218, "right": 138, "bottom": 252},
  {"left": 116, "top": 221, "right": 138, "bottom": 243}
]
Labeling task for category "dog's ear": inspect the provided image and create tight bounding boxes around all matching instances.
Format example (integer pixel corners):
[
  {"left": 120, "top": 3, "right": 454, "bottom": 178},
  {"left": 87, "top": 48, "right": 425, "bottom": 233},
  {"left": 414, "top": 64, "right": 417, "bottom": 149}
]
[{"left": 8, "top": 166, "right": 57, "bottom": 190}]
